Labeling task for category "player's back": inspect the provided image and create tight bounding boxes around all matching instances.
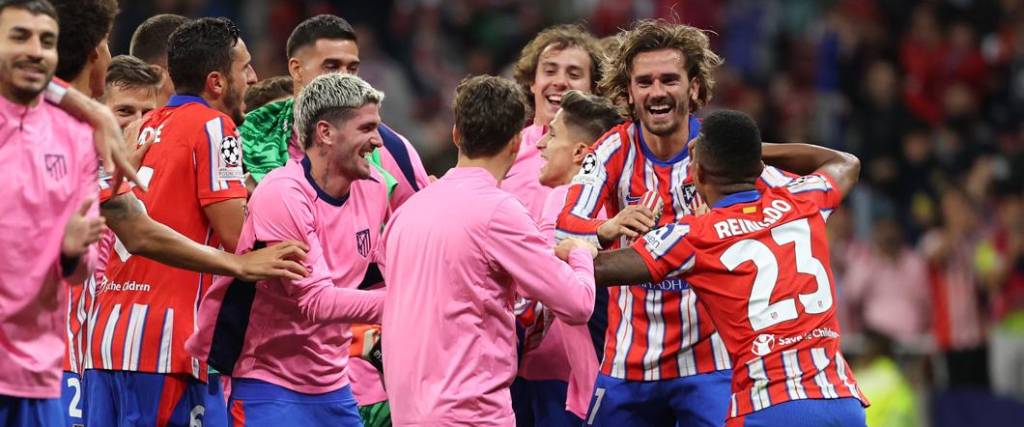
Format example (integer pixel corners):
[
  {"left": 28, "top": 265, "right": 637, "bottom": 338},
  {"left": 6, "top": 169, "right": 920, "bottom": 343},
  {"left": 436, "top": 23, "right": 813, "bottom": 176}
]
[
  {"left": 89, "top": 95, "right": 246, "bottom": 378},
  {"left": 682, "top": 176, "right": 869, "bottom": 418},
  {"left": 381, "top": 167, "right": 534, "bottom": 424}
]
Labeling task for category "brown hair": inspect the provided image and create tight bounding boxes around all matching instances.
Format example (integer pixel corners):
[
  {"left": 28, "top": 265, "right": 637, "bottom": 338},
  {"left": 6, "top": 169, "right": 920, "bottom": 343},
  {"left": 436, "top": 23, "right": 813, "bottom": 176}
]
[
  {"left": 244, "top": 75, "right": 294, "bottom": 113},
  {"left": 558, "top": 90, "right": 624, "bottom": 143},
  {"left": 452, "top": 75, "right": 527, "bottom": 158},
  {"left": 105, "top": 55, "right": 161, "bottom": 90},
  {"left": 513, "top": 24, "right": 604, "bottom": 107},
  {"left": 600, "top": 19, "right": 722, "bottom": 114}
]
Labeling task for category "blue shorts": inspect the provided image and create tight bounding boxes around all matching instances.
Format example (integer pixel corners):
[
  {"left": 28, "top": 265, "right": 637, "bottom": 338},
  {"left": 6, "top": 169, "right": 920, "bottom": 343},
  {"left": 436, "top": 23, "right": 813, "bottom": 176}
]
[
  {"left": 228, "top": 378, "right": 362, "bottom": 427},
  {"left": 60, "top": 371, "right": 84, "bottom": 427},
  {"left": 512, "top": 379, "right": 582, "bottom": 427},
  {"left": 585, "top": 371, "right": 732, "bottom": 427},
  {"left": 83, "top": 370, "right": 228, "bottom": 427},
  {"left": 727, "top": 397, "right": 866, "bottom": 427},
  {"left": 0, "top": 394, "right": 64, "bottom": 427}
]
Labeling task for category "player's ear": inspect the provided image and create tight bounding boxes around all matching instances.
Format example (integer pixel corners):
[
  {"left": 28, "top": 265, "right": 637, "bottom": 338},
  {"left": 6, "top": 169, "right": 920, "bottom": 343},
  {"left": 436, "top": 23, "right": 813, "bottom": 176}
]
[
  {"left": 206, "top": 71, "right": 225, "bottom": 98},
  {"left": 451, "top": 125, "right": 461, "bottom": 149},
  {"left": 688, "top": 76, "right": 700, "bottom": 107},
  {"left": 572, "top": 142, "right": 589, "bottom": 164},
  {"left": 507, "top": 132, "right": 522, "bottom": 158},
  {"left": 315, "top": 120, "right": 334, "bottom": 147},
  {"left": 287, "top": 57, "right": 302, "bottom": 87}
]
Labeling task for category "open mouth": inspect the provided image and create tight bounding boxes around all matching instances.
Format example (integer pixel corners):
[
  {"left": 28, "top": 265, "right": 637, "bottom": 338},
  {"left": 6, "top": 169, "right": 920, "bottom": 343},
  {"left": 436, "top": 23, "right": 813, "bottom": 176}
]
[
  {"left": 545, "top": 94, "right": 563, "bottom": 107},
  {"left": 646, "top": 103, "right": 673, "bottom": 119}
]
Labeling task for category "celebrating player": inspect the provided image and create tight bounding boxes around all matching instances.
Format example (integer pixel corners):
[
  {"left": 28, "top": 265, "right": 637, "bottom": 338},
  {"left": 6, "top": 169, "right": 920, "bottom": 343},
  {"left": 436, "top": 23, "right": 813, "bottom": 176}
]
[
  {"left": 101, "top": 55, "right": 160, "bottom": 128},
  {"left": 188, "top": 73, "right": 389, "bottom": 427},
  {"left": 242, "top": 14, "right": 429, "bottom": 208},
  {"left": 0, "top": 1, "right": 103, "bottom": 426},
  {"left": 555, "top": 20, "right": 740, "bottom": 426},
  {"left": 531, "top": 90, "right": 626, "bottom": 420},
  {"left": 505, "top": 25, "right": 606, "bottom": 426},
  {"left": 82, "top": 17, "right": 257, "bottom": 426},
  {"left": 380, "top": 75, "right": 597, "bottom": 425},
  {"left": 583, "top": 110, "right": 868, "bottom": 426}
]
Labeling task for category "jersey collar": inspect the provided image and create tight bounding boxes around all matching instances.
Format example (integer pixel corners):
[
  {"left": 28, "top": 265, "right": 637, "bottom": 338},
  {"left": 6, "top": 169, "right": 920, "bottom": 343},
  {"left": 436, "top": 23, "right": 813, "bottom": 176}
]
[
  {"left": 635, "top": 114, "right": 701, "bottom": 166},
  {"left": 714, "top": 189, "right": 761, "bottom": 208},
  {"left": 167, "top": 94, "right": 210, "bottom": 108},
  {"left": 302, "top": 156, "right": 350, "bottom": 207}
]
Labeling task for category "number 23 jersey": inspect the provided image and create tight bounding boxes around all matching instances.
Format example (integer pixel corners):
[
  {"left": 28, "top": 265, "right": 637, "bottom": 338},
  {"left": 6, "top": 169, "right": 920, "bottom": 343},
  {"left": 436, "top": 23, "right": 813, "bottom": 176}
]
[{"left": 631, "top": 172, "right": 869, "bottom": 419}]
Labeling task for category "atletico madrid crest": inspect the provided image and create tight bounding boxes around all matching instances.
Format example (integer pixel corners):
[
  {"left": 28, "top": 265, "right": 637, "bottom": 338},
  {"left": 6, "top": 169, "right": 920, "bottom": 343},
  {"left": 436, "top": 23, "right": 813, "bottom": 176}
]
[{"left": 356, "top": 229, "right": 371, "bottom": 258}]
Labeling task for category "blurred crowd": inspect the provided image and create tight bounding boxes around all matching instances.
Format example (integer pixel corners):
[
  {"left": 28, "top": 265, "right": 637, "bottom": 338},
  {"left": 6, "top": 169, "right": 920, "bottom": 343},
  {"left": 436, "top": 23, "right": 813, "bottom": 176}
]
[{"left": 107, "top": 0, "right": 1024, "bottom": 424}]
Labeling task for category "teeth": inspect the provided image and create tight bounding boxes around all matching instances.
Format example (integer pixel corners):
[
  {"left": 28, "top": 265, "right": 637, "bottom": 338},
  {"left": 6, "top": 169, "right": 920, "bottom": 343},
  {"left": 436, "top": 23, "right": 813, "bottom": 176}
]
[{"left": 546, "top": 95, "right": 562, "bottom": 104}]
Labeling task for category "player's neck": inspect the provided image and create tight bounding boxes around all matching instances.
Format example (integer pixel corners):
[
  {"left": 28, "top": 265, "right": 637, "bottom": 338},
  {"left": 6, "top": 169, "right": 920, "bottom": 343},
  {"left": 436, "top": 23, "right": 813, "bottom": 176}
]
[
  {"left": 307, "top": 153, "right": 353, "bottom": 200},
  {"left": 703, "top": 183, "right": 757, "bottom": 208},
  {"left": 640, "top": 117, "right": 689, "bottom": 162},
  {"left": 456, "top": 154, "right": 512, "bottom": 186},
  {"left": 69, "top": 72, "right": 95, "bottom": 100}
]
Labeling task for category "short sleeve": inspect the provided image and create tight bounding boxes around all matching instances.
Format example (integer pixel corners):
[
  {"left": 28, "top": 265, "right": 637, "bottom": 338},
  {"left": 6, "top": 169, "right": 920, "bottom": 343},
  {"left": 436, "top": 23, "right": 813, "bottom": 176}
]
[
  {"left": 195, "top": 116, "right": 247, "bottom": 206},
  {"left": 630, "top": 222, "right": 697, "bottom": 283},
  {"left": 784, "top": 172, "right": 843, "bottom": 212}
]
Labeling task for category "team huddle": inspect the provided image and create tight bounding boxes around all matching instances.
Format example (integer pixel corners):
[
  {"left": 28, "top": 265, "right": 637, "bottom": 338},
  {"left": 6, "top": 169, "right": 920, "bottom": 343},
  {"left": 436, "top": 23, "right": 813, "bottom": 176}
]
[{"left": 0, "top": 0, "right": 871, "bottom": 426}]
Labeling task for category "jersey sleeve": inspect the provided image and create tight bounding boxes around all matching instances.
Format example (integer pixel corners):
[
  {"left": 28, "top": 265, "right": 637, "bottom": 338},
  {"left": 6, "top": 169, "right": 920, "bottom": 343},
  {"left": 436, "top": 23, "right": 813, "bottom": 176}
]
[
  {"left": 555, "top": 130, "right": 624, "bottom": 247},
  {"left": 238, "top": 99, "right": 290, "bottom": 183},
  {"left": 489, "top": 198, "right": 595, "bottom": 325},
  {"left": 195, "top": 116, "right": 248, "bottom": 206},
  {"left": 249, "top": 176, "right": 383, "bottom": 324},
  {"left": 783, "top": 172, "right": 843, "bottom": 212},
  {"left": 629, "top": 222, "right": 697, "bottom": 283}
]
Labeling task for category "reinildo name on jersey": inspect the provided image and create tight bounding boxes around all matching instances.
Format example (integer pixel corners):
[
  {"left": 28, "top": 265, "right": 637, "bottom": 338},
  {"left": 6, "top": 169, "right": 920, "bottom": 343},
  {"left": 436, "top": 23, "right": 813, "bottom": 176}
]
[
  {"left": 97, "top": 277, "right": 152, "bottom": 293},
  {"left": 713, "top": 199, "right": 793, "bottom": 239}
]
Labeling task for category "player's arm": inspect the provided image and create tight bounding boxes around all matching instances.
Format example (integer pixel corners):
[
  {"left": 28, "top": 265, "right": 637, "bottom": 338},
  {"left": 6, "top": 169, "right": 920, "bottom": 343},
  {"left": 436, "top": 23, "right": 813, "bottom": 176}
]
[
  {"left": 578, "top": 222, "right": 696, "bottom": 288},
  {"left": 101, "top": 193, "right": 308, "bottom": 281},
  {"left": 493, "top": 199, "right": 596, "bottom": 325},
  {"left": 556, "top": 138, "right": 655, "bottom": 247},
  {"left": 254, "top": 178, "right": 384, "bottom": 324},
  {"left": 203, "top": 199, "right": 246, "bottom": 253},
  {"left": 590, "top": 247, "right": 654, "bottom": 287},
  {"left": 45, "top": 80, "right": 145, "bottom": 190},
  {"left": 761, "top": 143, "right": 861, "bottom": 196}
]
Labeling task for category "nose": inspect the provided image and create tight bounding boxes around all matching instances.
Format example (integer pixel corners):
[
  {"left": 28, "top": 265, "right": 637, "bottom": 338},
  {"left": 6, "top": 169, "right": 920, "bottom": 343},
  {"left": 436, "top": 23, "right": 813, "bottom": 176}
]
[
  {"left": 536, "top": 134, "right": 549, "bottom": 150},
  {"left": 246, "top": 66, "right": 258, "bottom": 86},
  {"left": 370, "top": 131, "right": 383, "bottom": 148},
  {"left": 551, "top": 71, "right": 569, "bottom": 90},
  {"left": 23, "top": 36, "right": 44, "bottom": 59}
]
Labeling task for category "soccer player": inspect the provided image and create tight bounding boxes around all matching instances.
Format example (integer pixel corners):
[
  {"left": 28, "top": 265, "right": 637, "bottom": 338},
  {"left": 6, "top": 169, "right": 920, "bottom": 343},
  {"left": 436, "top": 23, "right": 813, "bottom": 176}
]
[
  {"left": 188, "top": 73, "right": 389, "bottom": 427},
  {"left": 583, "top": 110, "right": 868, "bottom": 426},
  {"left": 380, "top": 75, "right": 597, "bottom": 425},
  {"left": 82, "top": 17, "right": 258, "bottom": 426},
  {"left": 101, "top": 55, "right": 160, "bottom": 128},
  {"left": 532, "top": 90, "right": 625, "bottom": 420},
  {"left": 129, "top": 13, "right": 191, "bottom": 106},
  {"left": 0, "top": 1, "right": 103, "bottom": 426},
  {"left": 506, "top": 26, "right": 610, "bottom": 426},
  {"left": 555, "top": 20, "right": 791, "bottom": 426},
  {"left": 241, "top": 14, "right": 429, "bottom": 209},
  {"left": 507, "top": 24, "right": 604, "bottom": 220}
]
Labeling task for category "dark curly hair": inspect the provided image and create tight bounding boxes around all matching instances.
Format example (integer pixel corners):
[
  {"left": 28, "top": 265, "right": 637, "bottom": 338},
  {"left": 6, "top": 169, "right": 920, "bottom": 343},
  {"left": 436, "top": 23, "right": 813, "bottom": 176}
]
[
  {"left": 167, "top": 17, "right": 241, "bottom": 95},
  {"left": 51, "top": 0, "right": 117, "bottom": 81}
]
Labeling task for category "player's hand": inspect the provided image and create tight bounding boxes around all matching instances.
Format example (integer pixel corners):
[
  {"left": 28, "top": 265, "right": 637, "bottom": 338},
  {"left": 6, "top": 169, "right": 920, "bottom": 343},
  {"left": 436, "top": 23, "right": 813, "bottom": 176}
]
[
  {"left": 97, "top": 109, "right": 147, "bottom": 192},
  {"left": 235, "top": 240, "right": 310, "bottom": 281},
  {"left": 598, "top": 204, "right": 658, "bottom": 243},
  {"left": 62, "top": 198, "right": 106, "bottom": 257},
  {"left": 555, "top": 238, "right": 598, "bottom": 261}
]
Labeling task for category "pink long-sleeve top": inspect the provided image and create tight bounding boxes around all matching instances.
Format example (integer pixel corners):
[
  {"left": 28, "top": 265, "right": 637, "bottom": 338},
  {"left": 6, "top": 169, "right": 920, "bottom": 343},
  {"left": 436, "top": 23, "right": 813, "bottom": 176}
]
[{"left": 380, "top": 167, "right": 595, "bottom": 426}]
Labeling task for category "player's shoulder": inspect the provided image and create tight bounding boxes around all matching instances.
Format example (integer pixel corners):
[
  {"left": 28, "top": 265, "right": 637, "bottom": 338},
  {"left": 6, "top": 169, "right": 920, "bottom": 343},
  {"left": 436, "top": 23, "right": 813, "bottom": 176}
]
[
  {"left": 38, "top": 102, "right": 90, "bottom": 134},
  {"left": 252, "top": 161, "right": 310, "bottom": 202},
  {"left": 591, "top": 121, "right": 632, "bottom": 152}
]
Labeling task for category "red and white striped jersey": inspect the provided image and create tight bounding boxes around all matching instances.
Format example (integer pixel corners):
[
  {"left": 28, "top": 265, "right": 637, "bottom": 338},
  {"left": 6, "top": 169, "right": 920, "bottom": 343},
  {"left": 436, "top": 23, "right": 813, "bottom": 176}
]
[
  {"left": 555, "top": 119, "right": 794, "bottom": 380},
  {"left": 631, "top": 173, "right": 869, "bottom": 419},
  {"left": 85, "top": 95, "right": 247, "bottom": 379}
]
